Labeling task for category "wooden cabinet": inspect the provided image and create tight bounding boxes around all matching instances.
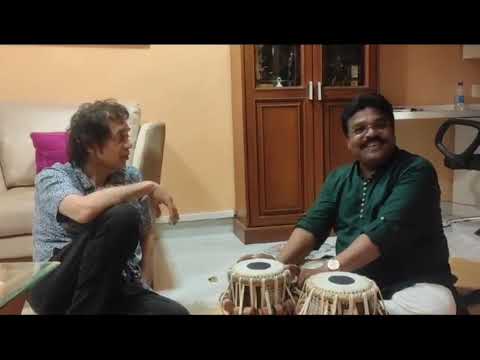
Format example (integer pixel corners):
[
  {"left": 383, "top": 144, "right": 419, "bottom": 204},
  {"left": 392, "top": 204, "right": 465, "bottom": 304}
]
[{"left": 231, "top": 45, "right": 378, "bottom": 244}]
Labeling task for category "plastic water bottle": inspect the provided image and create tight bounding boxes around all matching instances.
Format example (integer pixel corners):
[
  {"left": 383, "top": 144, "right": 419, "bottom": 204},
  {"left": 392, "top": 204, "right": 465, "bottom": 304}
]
[{"left": 455, "top": 81, "right": 465, "bottom": 111}]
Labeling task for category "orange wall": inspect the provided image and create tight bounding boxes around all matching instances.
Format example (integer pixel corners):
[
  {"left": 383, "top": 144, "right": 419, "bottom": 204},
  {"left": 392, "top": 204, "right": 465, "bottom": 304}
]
[
  {"left": 1, "top": 45, "right": 479, "bottom": 213},
  {"left": 379, "top": 45, "right": 480, "bottom": 105},
  {"left": 379, "top": 45, "right": 480, "bottom": 202},
  {"left": 0, "top": 45, "right": 234, "bottom": 214}
]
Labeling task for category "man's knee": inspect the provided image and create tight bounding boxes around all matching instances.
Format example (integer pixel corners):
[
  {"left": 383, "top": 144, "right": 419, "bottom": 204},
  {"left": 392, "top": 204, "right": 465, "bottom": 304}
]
[
  {"left": 386, "top": 283, "right": 456, "bottom": 315},
  {"left": 164, "top": 301, "right": 190, "bottom": 315},
  {"left": 92, "top": 203, "right": 141, "bottom": 251},
  {"left": 143, "top": 293, "right": 190, "bottom": 315},
  {"left": 100, "top": 203, "right": 141, "bottom": 230}
]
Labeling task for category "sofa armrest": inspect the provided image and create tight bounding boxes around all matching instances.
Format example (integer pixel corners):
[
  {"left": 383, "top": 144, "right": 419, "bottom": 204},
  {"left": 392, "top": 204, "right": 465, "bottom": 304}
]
[
  {"left": 0, "top": 164, "right": 7, "bottom": 192},
  {"left": 141, "top": 228, "right": 175, "bottom": 291},
  {"left": 132, "top": 122, "right": 166, "bottom": 184},
  {"left": 132, "top": 123, "right": 175, "bottom": 291}
]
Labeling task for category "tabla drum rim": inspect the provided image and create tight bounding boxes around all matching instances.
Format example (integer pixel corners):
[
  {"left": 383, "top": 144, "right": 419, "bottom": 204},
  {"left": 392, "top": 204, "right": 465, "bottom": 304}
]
[
  {"left": 297, "top": 272, "right": 386, "bottom": 315},
  {"left": 305, "top": 271, "right": 374, "bottom": 297},
  {"left": 231, "top": 258, "right": 285, "bottom": 278}
]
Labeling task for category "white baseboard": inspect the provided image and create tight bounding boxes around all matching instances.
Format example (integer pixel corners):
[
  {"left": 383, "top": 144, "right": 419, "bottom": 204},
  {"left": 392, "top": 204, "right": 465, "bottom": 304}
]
[{"left": 155, "top": 210, "right": 235, "bottom": 224}]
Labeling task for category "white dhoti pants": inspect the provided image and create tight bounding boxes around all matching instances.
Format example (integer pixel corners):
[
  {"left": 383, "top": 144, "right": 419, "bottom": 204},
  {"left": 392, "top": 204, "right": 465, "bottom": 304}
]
[{"left": 383, "top": 283, "right": 457, "bottom": 315}]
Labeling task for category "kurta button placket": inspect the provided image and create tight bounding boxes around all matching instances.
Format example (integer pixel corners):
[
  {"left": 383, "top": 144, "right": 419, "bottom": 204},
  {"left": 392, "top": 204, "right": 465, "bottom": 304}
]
[{"left": 361, "top": 180, "right": 369, "bottom": 216}]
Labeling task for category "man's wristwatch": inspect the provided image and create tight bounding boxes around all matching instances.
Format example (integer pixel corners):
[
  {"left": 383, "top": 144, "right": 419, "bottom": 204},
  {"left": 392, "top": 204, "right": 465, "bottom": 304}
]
[{"left": 326, "top": 258, "right": 341, "bottom": 271}]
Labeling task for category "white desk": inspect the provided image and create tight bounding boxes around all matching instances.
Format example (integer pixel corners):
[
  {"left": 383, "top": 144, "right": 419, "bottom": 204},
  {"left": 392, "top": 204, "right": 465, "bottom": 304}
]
[{"left": 394, "top": 104, "right": 480, "bottom": 121}]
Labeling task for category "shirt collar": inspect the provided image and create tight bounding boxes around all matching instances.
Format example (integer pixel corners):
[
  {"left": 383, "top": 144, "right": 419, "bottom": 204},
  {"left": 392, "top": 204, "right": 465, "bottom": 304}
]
[
  {"left": 71, "top": 164, "right": 127, "bottom": 192},
  {"left": 354, "top": 146, "right": 400, "bottom": 182}
]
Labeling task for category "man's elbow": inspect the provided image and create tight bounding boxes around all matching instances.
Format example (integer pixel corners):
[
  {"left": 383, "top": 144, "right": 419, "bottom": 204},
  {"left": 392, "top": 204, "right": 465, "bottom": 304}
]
[
  {"left": 60, "top": 200, "right": 97, "bottom": 224},
  {"left": 74, "top": 208, "right": 97, "bottom": 224}
]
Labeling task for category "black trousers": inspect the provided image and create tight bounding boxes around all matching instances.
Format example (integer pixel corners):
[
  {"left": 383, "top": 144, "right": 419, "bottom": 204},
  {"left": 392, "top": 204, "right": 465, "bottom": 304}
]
[{"left": 29, "top": 204, "right": 189, "bottom": 315}]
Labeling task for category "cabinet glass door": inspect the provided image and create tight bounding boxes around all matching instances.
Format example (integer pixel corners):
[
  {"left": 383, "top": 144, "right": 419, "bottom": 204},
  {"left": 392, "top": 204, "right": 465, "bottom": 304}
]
[
  {"left": 255, "top": 45, "right": 301, "bottom": 88},
  {"left": 324, "top": 45, "right": 365, "bottom": 87}
]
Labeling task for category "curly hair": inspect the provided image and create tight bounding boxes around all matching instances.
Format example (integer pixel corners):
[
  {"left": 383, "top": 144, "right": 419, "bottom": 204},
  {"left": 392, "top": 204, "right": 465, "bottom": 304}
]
[{"left": 67, "top": 99, "right": 129, "bottom": 169}]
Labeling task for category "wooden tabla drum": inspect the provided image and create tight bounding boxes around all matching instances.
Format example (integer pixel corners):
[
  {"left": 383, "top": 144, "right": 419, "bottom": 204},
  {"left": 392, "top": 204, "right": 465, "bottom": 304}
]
[
  {"left": 296, "top": 271, "right": 387, "bottom": 315},
  {"left": 220, "top": 258, "right": 296, "bottom": 315}
]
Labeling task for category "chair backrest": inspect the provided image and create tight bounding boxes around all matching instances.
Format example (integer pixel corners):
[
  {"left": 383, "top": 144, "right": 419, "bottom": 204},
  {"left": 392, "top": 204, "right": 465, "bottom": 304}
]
[
  {"left": 435, "top": 118, "right": 480, "bottom": 170},
  {"left": 0, "top": 102, "right": 140, "bottom": 189}
]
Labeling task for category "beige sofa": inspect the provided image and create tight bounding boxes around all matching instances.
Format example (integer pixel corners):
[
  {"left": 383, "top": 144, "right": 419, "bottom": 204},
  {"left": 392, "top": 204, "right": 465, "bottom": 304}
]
[{"left": 0, "top": 102, "right": 166, "bottom": 265}]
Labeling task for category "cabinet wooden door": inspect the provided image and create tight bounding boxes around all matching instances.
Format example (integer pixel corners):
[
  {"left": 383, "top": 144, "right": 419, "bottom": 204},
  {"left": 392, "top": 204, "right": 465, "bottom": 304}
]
[
  {"left": 312, "top": 45, "right": 378, "bottom": 193},
  {"left": 232, "top": 44, "right": 378, "bottom": 243},
  {"left": 323, "top": 101, "right": 351, "bottom": 175},
  {"left": 244, "top": 45, "right": 316, "bottom": 227}
]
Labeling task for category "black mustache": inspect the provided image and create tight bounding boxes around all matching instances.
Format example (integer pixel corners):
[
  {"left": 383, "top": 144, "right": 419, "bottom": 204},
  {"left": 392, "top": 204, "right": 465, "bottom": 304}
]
[{"left": 361, "top": 138, "right": 385, "bottom": 148}]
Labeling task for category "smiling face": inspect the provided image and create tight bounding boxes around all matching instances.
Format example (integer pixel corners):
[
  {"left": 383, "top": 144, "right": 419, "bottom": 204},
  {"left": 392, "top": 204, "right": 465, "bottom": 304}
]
[{"left": 346, "top": 107, "right": 396, "bottom": 171}]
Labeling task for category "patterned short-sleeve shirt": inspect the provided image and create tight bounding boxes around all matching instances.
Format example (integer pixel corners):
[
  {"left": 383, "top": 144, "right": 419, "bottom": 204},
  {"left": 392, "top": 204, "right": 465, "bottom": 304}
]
[{"left": 33, "top": 162, "right": 153, "bottom": 282}]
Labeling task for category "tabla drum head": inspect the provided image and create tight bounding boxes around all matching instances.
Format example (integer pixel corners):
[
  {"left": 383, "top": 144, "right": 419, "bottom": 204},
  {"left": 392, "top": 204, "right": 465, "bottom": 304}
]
[
  {"left": 232, "top": 258, "right": 285, "bottom": 278},
  {"left": 306, "top": 271, "right": 372, "bottom": 294}
]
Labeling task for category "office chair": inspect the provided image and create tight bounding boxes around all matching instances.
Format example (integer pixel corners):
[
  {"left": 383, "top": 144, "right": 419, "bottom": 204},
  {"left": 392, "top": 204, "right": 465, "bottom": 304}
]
[{"left": 435, "top": 117, "right": 480, "bottom": 311}]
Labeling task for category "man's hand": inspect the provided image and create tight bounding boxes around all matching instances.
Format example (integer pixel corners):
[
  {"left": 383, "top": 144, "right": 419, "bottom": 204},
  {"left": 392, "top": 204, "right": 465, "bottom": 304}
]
[
  {"left": 151, "top": 185, "right": 179, "bottom": 225},
  {"left": 297, "top": 265, "right": 328, "bottom": 288}
]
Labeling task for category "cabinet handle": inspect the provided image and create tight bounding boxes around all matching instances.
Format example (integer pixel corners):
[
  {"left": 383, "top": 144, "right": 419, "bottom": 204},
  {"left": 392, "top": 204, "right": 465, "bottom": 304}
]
[
  {"left": 317, "top": 81, "right": 322, "bottom": 101},
  {"left": 308, "top": 81, "right": 313, "bottom": 100}
]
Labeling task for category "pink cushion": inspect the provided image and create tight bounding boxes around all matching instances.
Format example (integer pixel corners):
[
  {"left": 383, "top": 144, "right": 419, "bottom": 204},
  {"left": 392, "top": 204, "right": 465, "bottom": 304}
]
[{"left": 30, "top": 132, "right": 69, "bottom": 173}]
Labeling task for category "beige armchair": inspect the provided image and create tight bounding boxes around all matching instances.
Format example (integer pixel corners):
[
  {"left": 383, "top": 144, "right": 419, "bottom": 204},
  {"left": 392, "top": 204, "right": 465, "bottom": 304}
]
[{"left": 0, "top": 102, "right": 171, "bottom": 291}]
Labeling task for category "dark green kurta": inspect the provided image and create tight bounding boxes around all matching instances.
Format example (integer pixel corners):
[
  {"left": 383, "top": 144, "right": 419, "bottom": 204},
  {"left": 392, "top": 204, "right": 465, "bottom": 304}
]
[{"left": 296, "top": 147, "right": 454, "bottom": 293}]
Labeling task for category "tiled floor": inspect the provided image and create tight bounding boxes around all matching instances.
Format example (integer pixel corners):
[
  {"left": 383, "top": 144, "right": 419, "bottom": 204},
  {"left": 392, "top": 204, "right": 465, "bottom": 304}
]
[
  {"left": 22, "top": 214, "right": 480, "bottom": 315},
  {"left": 155, "top": 219, "right": 282, "bottom": 314},
  {"left": 445, "top": 222, "right": 480, "bottom": 261},
  {"left": 155, "top": 217, "right": 480, "bottom": 314},
  {"left": 22, "top": 219, "right": 285, "bottom": 315},
  {"left": 441, "top": 201, "right": 480, "bottom": 261}
]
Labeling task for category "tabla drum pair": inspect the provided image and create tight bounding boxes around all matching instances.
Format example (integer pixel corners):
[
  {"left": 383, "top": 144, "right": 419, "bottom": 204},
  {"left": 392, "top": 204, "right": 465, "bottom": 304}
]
[{"left": 220, "top": 258, "right": 387, "bottom": 315}]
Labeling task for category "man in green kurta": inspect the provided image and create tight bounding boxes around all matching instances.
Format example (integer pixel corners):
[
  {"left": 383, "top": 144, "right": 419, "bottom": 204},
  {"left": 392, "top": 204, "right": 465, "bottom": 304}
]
[{"left": 241, "top": 94, "right": 457, "bottom": 315}]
